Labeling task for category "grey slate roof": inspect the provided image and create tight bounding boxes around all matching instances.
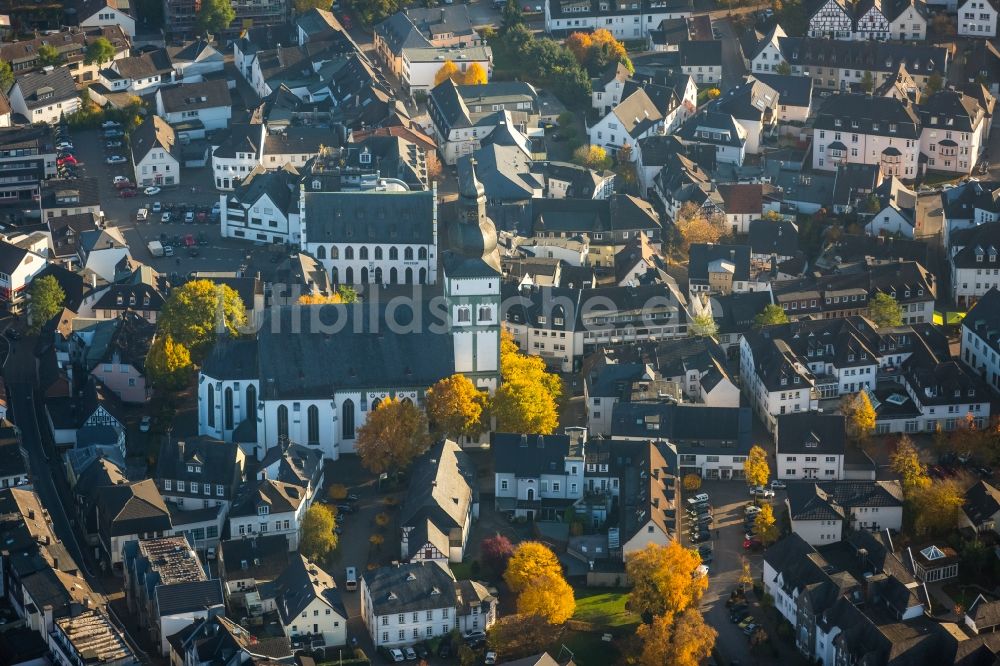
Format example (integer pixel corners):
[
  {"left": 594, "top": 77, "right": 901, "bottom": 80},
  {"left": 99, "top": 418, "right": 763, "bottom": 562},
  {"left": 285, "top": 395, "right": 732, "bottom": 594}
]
[
  {"left": 777, "top": 36, "right": 949, "bottom": 77},
  {"left": 14, "top": 67, "right": 78, "bottom": 108},
  {"left": 776, "top": 412, "right": 846, "bottom": 455},
  {"left": 749, "top": 73, "right": 814, "bottom": 108},
  {"left": 787, "top": 481, "right": 903, "bottom": 522},
  {"left": 219, "top": 534, "right": 290, "bottom": 584},
  {"left": 963, "top": 480, "right": 1000, "bottom": 527},
  {"left": 275, "top": 555, "right": 346, "bottom": 624},
  {"left": 688, "top": 243, "right": 751, "bottom": 283},
  {"left": 155, "top": 579, "right": 224, "bottom": 617},
  {"left": 492, "top": 432, "right": 571, "bottom": 477},
  {"left": 157, "top": 80, "right": 231, "bottom": 113},
  {"left": 362, "top": 561, "right": 458, "bottom": 615},
  {"left": 749, "top": 219, "right": 799, "bottom": 257},
  {"left": 400, "top": 439, "right": 475, "bottom": 543},
  {"left": 302, "top": 189, "right": 436, "bottom": 244},
  {"left": 814, "top": 93, "right": 920, "bottom": 138}
]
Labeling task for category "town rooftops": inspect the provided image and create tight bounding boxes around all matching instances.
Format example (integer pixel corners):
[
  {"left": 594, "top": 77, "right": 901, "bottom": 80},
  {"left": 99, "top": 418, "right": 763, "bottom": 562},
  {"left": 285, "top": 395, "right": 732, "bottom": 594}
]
[
  {"left": 219, "top": 534, "right": 290, "bottom": 583},
  {"left": 275, "top": 554, "right": 346, "bottom": 624},
  {"left": 156, "top": 579, "right": 224, "bottom": 617},
  {"left": 54, "top": 610, "right": 136, "bottom": 665},
  {"left": 15, "top": 66, "right": 78, "bottom": 108},
  {"left": 362, "top": 561, "right": 459, "bottom": 615},
  {"left": 786, "top": 481, "right": 903, "bottom": 522},
  {"left": 112, "top": 48, "right": 172, "bottom": 79},
  {"left": 546, "top": 0, "right": 694, "bottom": 20},
  {"left": 777, "top": 36, "right": 949, "bottom": 77},
  {"left": 962, "top": 288, "right": 1000, "bottom": 352},
  {"left": 776, "top": 412, "right": 847, "bottom": 455},
  {"left": 814, "top": 93, "right": 920, "bottom": 138},
  {"left": 492, "top": 432, "right": 573, "bottom": 477},
  {"left": 130, "top": 115, "right": 176, "bottom": 163},
  {"left": 230, "top": 478, "right": 306, "bottom": 517},
  {"left": 302, "top": 188, "right": 436, "bottom": 245},
  {"left": 136, "top": 535, "right": 207, "bottom": 584},
  {"left": 157, "top": 79, "right": 231, "bottom": 113}
]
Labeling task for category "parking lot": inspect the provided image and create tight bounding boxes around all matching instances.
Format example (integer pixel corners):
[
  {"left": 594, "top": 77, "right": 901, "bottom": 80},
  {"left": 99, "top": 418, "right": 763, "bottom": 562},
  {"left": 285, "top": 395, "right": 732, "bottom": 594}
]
[
  {"left": 684, "top": 480, "right": 793, "bottom": 666},
  {"left": 66, "top": 126, "right": 288, "bottom": 281}
]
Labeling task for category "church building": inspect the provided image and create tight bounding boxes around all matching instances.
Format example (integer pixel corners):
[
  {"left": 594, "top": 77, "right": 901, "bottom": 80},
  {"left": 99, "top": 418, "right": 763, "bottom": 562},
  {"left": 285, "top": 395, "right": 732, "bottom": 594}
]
[{"left": 197, "top": 162, "right": 502, "bottom": 461}]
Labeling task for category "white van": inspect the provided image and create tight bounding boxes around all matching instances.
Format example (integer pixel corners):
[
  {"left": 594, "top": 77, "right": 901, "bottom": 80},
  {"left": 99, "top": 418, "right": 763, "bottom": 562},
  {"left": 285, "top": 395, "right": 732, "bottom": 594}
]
[{"left": 345, "top": 566, "right": 357, "bottom": 591}]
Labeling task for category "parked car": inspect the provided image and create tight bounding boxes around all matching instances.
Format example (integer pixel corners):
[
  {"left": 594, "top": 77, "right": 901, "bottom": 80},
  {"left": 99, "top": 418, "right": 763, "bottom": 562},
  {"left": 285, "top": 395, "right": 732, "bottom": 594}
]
[
  {"left": 113, "top": 176, "right": 131, "bottom": 187},
  {"left": 144, "top": 186, "right": 162, "bottom": 196},
  {"left": 403, "top": 647, "right": 417, "bottom": 661},
  {"left": 743, "top": 623, "right": 759, "bottom": 636},
  {"left": 414, "top": 644, "right": 428, "bottom": 660},
  {"left": 485, "top": 651, "right": 498, "bottom": 665},
  {"left": 745, "top": 505, "right": 761, "bottom": 516},
  {"left": 139, "top": 416, "right": 152, "bottom": 432},
  {"left": 465, "top": 631, "right": 487, "bottom": 646},
  {"left": 119, "top": 188, "right": 138, "bottom": 198},
  {"left": 56, "top": 141, "right": 74, "bottom": 151},
  {"left": 101, "top": 120, "right": 121, "bottom": 129},
  {"left": 750, "top": 486, "right": 775, "bottom": 499},
  {"left": 381, "top": 647, "right": 404, "bottom": 663},
  {"left": 105, "top": 140, "right": 123, "bottom": 149},
  {"left": 738, "top": 616, "right": 755, "bottom": 630},
  {"left": 104, "top": 129, "right": 124, "bottom": 138},
  {"left": 184, "top": 211, "right": 195, "bottom": 223},
  {"left": 336, "top": 503, "right": 357, "bottom": 514},
  {"left": 106, "top": 155, "right": 127, "bottom": 164},
  {"left": 770, "top": 480, "right": 786, "bottom": 490},
  {"left": 161, "top": 212, "right": 172, "bottom": 222},
  {"left": 4, "top": 328, "right": 21, "bottom": 341},
  {"left": 437, "top": 641, "right": 451, "bottom": 658},
  {"left": 743, "top": 538, "right": 762, "bottom": 550},
  {"left": 687, "top": 493, "right": 710, "bottom": 505},
  {"left": 690, "top": 530, "right": 710, "bottom": 543},
  {"left": 57, "top": 155, "right": 77, "bottom": 166}
]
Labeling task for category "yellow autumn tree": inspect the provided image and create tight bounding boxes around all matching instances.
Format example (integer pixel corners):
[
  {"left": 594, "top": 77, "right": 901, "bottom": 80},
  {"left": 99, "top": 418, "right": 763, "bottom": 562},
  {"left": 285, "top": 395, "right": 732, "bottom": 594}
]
[
  {"left": 625, "top": 542, "right": 707, "bottom": 621},
  {"left": 503, "top": 541, "right": 575, "bottom": 624},
  {"left": 842, "top": 391, "right": 876, "bottom": 442},
  {"left": 492, "top": 332, "right": 561, "bottom": 434},
  {"left": 743, "top": 445, "right": 770, "bottom": 489},
  {"left": 355, "top": 398, "right": 430, "bottom": 476},
  {"left": 674, "top": 202, "right": 725, "bottom": 253},
  {"left": 425, "top": 373, "right": 488, "bottom": 439},
  {"left": 571, "top": 144, "right": 613, "bottom": 170},
  {"left": 635, "top": 609, "right": 717, "bottom": 666},
  {"left": 890, "top": 435, "right": 930, "bottom": 496},
  {"left": 298, "top": 292, "right": 343, "bottom": 304},
  {"left": 463, "top": 62, "right": 488, "bottom": 85},
  {"left": 434, "top": 60, "right": 461, "bottom": 86},
  {"left": 754, "top": 503, "right": 779, "bottom": 545}
]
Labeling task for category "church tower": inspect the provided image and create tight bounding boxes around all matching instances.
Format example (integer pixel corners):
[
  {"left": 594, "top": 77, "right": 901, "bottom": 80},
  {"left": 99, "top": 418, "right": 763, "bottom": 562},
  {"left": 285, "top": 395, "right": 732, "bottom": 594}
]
[{"left": 443, "top": 159, "right": 502, "bottom": 392}]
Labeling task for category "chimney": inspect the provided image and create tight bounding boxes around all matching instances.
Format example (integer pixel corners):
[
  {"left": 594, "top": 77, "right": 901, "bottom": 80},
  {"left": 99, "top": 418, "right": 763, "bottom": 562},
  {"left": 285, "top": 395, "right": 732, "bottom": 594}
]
[
  {"left": 519, "top": 434, "right": 528, "bottom": 448},
  {"left": 178, "top": 440, "right": 185, "bottom": 460},
  {"left": 536, "top": 435, "right": 544, "bottom": 449}
]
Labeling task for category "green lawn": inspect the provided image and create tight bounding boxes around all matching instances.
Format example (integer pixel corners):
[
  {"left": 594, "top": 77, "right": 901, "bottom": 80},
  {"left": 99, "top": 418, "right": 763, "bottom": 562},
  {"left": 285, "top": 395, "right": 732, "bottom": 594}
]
[
  {"left": 571, "top": 588, "right": 639, "bottom": 630},
  {"left": 450, "top": 561, "right": 477, "bottom": 580},
  {"left": 553, "top": 630, "right": 620, "bottom": 666}
]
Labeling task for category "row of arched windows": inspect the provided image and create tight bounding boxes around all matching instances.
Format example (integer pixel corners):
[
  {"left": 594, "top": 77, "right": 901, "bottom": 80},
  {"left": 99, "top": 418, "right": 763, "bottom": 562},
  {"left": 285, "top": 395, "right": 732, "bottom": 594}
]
[
  {"left": 314, "top": 245, "right": 428, "bottom": 262},
  {"left": 207, "top": 384, "right": 257, "bottom": 430},
  {"left": 329, "top": 266, "right": 427, "bottom": 285}
]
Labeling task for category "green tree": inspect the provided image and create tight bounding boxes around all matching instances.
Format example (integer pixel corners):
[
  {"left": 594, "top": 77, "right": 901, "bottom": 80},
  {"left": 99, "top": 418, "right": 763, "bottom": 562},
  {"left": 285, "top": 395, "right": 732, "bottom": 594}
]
[
  {"left": 300, "top": 503, "right": 338, "bottom": 561},
  {"left": 84, "top": 37, "right": 116, "bottom": 66},
  {"left": 197, "top": 0, "right": 236, "bottom": 34},
  {"left": 754, "top": 303, "right": 789, "bottom": 328},
  {"left": 869, "top": 292, "right": 903, "bottom": 328},
  {"left": 355, "top": 398, "right": 430, "bottom": 476},
  {"left": 860, "top": 70, "right": 875, "bottom": 93},
  {"left": 37, "top": 45, "right": 61, "bottom": 66},
  {"left": 293, "top": 0, "right": 333, "bottom": 13},
  {"left": 743, "top": 445, "right": 770, "bottom": 489},
  {"left": 775, "top": 61, "right": 791, "bottom": 76},
  {"left": 26, "top": 275, "right": 65, "bottom": 334},
  {"left": 0, "top": 60, "right": 13, "bottom": 93},
  {"left": 337, "top": 285, "right": 358, "bottom": 303},
  {"left": 689, "top": 312, "right": 718, "bottom": 338},
  {"left": 924, "top": 72, "right": 944, "bottom": 96},
  {"left": 159, "top": 280, "right": 247, "bottom": 362},
  {"left": 501, "top": 0, "right": 524, "bottom": 32},
  {"left": 145, "top": 335, "right": 193, "bottom": 389}
]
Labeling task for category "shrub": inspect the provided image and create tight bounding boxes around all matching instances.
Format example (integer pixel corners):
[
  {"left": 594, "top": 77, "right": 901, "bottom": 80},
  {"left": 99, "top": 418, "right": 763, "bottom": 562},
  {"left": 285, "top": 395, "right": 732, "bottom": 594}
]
[{"left": 328, "top": 484, "right": 348, "bottom": 500}]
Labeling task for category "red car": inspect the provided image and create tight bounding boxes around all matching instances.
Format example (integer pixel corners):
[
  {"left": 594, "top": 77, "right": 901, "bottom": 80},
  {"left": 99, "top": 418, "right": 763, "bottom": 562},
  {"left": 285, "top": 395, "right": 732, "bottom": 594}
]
[
  {"left": 114, "top": 180, "right": 133, "bottom": 189},
  {"left": 743, "top": 538, "right": 762, "bottom": 550},
  {"left": 57, "top": 155, "right": 78, "bottom": 166},
  {"left": 118, "top": 188, "right": 138, "bottom": 198}
]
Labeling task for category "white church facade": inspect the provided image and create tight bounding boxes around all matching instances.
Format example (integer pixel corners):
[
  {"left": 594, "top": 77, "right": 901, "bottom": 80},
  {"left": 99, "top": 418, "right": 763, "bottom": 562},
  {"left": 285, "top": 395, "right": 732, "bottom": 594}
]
[{"left": 197, "top": 161, "right": 502, "bottom": 462}]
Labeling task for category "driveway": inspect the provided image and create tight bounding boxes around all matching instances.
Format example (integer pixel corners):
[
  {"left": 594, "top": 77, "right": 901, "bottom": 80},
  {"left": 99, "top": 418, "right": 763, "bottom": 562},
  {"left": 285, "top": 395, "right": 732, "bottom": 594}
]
[{"left": 688, "top": 480, "right": 792, "bottom": 666}]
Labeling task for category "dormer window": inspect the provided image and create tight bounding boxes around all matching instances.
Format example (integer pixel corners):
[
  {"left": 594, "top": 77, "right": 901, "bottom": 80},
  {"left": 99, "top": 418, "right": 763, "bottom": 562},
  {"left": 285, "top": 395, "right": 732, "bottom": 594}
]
[
  {"left": 977, "top": 254, "right": 983, "bottom": 262},
  {"left": 258, "top": 505, "right": 269, "bottom": 516},
  {"left": 848, "top": 354, "right": 855, "bottom": 361},
  {"left": 360, "top": 150, "right": 371, "bottom": 164},
  {"left": 793, "top": 376, "right": 800, "bottom": 384},
  {"left": 781, "top": 377, "right": 788, "bottom": 386},
  {"left": 969, "top": 388, "right": 976, "bottom": 397},
  {"left": 954, "top": 389, "right": 961, "bottom": 397},
  {"left": 312, "top": 179, "right": 321, "bottom": 190}
]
